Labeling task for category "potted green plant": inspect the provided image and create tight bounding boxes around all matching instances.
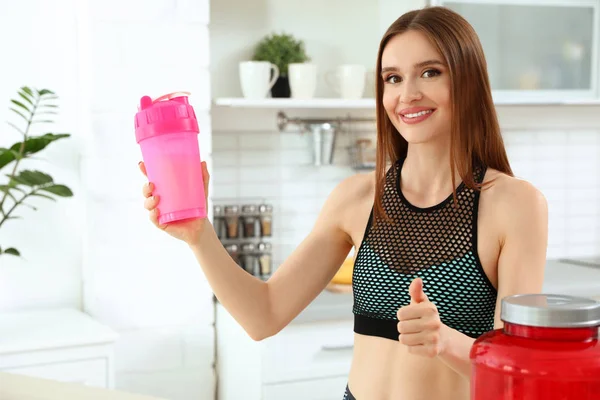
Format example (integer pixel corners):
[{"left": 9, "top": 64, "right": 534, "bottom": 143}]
[
  {"left": 0, "top": 87, "right": 74, "bottom": 257},
  {"left": 252, "top": 32, "right": 311, "bottom": 98}
]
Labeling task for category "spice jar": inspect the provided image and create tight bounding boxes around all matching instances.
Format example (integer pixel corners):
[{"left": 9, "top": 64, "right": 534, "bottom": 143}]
[
  {"left": 241, "top": 204, "right": 259, "bottom": 238},
  {"left": 258, "top": 204, "right": 273, "bottom": 237},
  {"left": 225, "top": 244, "right": 241, "bottom": 267},
  {"left": 213, "top": 205, "right": 227, "bottom": 239},
  {"left": 224, "top": 205, "right": 240, "bottom": 239},
  {"left": 241, "top": 243, "right": 258, "bottom": 275},
  {"left": 257, "top": 242, "right": 272, "bottom": 278}
]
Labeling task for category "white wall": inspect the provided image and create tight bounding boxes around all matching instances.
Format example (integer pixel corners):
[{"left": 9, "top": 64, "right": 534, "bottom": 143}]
[
  {"left": 82, "top": 1, "right": 215, "bottom": 399},
  {"left": 0, "top": 0, "right": 83, "bottom": 311},
  {"left": 0, "top": 1, "right": 216, "bottom": 399}
]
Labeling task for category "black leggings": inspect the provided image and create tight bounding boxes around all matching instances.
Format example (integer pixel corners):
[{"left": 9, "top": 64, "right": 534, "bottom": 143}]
[{"left": 343, "top": 385, "right": 356, "bottom": 400}]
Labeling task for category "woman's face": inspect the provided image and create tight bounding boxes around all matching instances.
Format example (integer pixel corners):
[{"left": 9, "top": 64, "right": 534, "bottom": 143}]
[{"left": 381, "top": 30, "right": 452, "bottom": 145}]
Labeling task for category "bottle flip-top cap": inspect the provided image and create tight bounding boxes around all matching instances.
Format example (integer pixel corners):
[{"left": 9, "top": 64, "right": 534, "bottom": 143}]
[{"left": 134, "top": 91, "right": 199, "bottom": 143}]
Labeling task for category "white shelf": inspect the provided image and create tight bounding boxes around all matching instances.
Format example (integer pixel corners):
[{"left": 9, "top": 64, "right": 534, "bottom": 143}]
[
  {"left": 214, "top": 97, "right": 600, "bottom": 109},
  {"left": 213, "top": 97, "right": 376, "bottom": 109}
]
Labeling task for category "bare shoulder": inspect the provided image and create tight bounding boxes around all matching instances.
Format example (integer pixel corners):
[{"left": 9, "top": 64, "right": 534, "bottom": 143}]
[
  {"left": 481, "top": 169, "right": 548, "bottom": 236},
  {"left": 327, "top": 171, "right": 375, "bottom": 206},
  {"left": 482, "top": 169, "right": 547, "bottom": 210}
]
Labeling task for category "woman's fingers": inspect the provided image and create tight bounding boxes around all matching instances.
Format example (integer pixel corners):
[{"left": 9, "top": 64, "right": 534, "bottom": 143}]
[
  {"left": 139, "top": 161, "right": 147, "bottom": 176},
  {"left": 142, "top": 182, "right": 154, "bottom": 198},
  {"left": 144, "top": 195, "right": 159, "bottom": 210},
  {"left": 202, "top": 161, "right": 210, "bottom": 199}
]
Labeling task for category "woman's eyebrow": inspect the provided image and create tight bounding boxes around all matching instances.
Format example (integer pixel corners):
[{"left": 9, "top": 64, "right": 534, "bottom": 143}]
[{"left": 381, "top": 59, "right": 445, "bottom": 75}]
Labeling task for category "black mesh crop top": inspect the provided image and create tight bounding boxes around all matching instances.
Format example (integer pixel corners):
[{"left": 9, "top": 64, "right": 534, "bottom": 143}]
[{"left": 352, "top": 157, "right": 497, "bottom": 340}]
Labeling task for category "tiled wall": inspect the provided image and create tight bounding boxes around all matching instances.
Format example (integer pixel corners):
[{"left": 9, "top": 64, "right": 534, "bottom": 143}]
[{"left": 212, "top": 118, "right": 600, "bottom": 266}]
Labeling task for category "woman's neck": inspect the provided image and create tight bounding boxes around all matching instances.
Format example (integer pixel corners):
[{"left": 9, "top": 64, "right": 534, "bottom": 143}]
[{"left": 401, "top": 141, "right": 461, "bottom": 197}]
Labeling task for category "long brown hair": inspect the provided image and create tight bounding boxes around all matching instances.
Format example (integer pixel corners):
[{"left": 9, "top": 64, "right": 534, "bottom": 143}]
[{"left": 373, "top": 6, "right": 513, "bottom": 223}]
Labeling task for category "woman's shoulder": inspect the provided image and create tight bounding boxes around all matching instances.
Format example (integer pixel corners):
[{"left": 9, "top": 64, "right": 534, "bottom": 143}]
[
  {"left": 481, "top": 168, "right": 548, "bottom": 217},
  {"left": 323, "top": 171, "right": 375, "bottom": 215}
]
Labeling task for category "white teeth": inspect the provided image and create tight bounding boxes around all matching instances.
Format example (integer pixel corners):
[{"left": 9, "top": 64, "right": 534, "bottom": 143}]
[{"left": 404, "top": 110, "right": 433, "bottom": 118}]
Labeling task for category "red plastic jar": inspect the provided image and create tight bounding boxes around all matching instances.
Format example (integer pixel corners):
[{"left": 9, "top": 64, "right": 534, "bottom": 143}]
[{"left": 470, "top": 294, "right": 600, "bottom": 399}]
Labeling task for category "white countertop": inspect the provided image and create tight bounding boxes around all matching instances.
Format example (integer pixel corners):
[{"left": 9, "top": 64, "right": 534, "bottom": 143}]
[{"left": 0, "top": 371, "right": 166, "bottom": 400}]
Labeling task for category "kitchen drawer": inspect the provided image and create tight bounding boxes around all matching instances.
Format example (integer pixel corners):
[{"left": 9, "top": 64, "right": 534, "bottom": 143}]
[
  {"left": 262, "top": 319, "right": 353, "bottom": 384},
  {"left": 263, "top": 376, "right": 348, "bottom": 400},
  {"left": 4, "top": 358, "right": 108, "bottom": 387}
]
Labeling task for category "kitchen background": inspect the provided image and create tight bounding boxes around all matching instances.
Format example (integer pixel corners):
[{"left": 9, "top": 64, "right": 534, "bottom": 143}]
[{"left": 0, "top": 0, "right": 599, "bottom": 399}]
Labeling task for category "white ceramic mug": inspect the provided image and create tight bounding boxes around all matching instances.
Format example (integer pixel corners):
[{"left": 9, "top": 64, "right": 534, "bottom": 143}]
[
  {"left": 325, "top": 64, "right": 367, "bottom": 99},
  {"left": 239, "top": 61, "right": 279, "bottom": 99},
  {"left": 288, "top": 63, "right": 318, "bottom": 99}
]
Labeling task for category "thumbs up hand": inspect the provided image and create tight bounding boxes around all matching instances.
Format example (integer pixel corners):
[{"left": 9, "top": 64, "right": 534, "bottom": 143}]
[{"left": 396, "top": 278, "right": 448, "bottom": 358}]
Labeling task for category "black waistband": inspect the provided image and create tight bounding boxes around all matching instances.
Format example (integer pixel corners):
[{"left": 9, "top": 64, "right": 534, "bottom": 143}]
[{"left": 354, "top": 314, "right": 399, "bottom": 341}]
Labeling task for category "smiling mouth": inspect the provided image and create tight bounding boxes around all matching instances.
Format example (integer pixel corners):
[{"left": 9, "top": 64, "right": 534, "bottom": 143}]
[{"left": 400, "top": 109, "right": 434, "bottom": 119}]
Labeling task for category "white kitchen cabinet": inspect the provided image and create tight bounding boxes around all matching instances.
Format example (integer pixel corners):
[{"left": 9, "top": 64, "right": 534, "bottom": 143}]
[
  {"left": 431, "top": 0, "right": 600, "bottom": 104},
  {"left": 215, "top": 302, "right": 354, "bottom": 400},
  {"left": 0, "top": 308, "right": 118, "bottom": 389}
]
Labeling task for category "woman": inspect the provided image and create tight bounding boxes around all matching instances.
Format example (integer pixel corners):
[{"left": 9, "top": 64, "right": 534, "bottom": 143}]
[{"left": 140, "top": 6, "right": 548, "bottom": 400}]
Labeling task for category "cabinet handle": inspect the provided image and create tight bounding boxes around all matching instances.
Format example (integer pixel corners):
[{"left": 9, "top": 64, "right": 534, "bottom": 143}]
[{"left": 321, "top": 344, "right": 353, "bottom": 351}]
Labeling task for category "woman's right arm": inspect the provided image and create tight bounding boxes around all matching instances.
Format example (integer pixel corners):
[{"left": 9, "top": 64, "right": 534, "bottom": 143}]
[{"left": 142, "top": 162, "right": 364, "bottom": 341}]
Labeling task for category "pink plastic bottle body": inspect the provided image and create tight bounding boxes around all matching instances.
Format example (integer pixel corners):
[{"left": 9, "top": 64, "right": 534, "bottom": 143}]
[{"left": 135, "top": 93, "right": 206, "bottom": 225}]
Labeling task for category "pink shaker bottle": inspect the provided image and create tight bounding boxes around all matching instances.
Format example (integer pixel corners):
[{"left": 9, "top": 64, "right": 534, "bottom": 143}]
[{"left": 134, "top": 92, "right": 206, "bottom": 225}]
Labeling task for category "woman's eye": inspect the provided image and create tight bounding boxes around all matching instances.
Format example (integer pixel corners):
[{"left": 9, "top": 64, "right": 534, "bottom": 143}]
[
  {"left": 422, "top": 69, "right": 441, "bottom": 78},
  {"left": 385, "top": 75, "right": 401, "bottom": 84}
]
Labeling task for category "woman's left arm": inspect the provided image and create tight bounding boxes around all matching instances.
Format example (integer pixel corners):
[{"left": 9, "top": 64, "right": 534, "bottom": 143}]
[
  {"left": 439, "top": 179, "right": 548, "bottom": 377},
  {"left": 398, "top": 179, "right": 549, "bottom": 378}
]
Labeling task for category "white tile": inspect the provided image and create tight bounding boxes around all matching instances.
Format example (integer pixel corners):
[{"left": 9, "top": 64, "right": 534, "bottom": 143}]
[
  {"left": 281, "top": 181, "right": 318, "bottom": 198},
  {"left": 240, "top": 150, "right": 281, "bottom": 166},
  {"left": 212, "top": 167, "right": 238, "bottom": 184},
  {"left": 568, "top": 130, "right": 599, "bottom": 145},
  {"left": 212, "top": 151, "right": 240, "bottom": 167},
  {"left": 239, "top": 132, "right": 280, "bottom": 149},
  {"left": 535, "top": 130, "right": 568, "bottom": 145},
  {"left": 240, "top": 166, "right": 281, "bottom": 183},
  {"left": 239, "top": 183, "right": 280, "bottom": 198},
  {"left": 280, "top": 149, "right": 313, "bottom": 166},
  {"left": 212, "top": 133, "right": 239, "bottom": 151},
  {"left": 212, "top": 183, "right": 239, "bottom": 199},
  {"left": 279, "top": 132, "right": 312, "bottom": 149}
]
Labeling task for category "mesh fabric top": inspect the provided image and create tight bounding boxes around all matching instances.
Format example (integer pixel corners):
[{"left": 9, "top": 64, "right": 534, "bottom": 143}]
[{"left": 352, "top": 158, "right": 497, "bottom": 340}]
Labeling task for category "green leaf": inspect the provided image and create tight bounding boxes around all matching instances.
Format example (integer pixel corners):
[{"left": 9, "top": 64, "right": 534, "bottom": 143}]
[
  {"left": 0, "top": 148, "right": 17, "bottom": 170},
  {"left": 10, "top": 170, "right": 54, "bottom": 186},
  {"left": 39, "top": 104, "right": 58, "bottom": 108},
  {"left": 11, "top": 99, "right": 30, "bottom": 113},
  {"left": 4, "top": 248, "right": 20, "bottom": 256},
  {"left": 38, "top": 89, "right": 55, "bottom": 96},
  {"left": 8, "top": 134, "right": 70, "bottom": 159},
  {"left": 40, "top": 184, "right": 73, "bottom": 197},
  {"left": 36, "top": 110, "right": 58, "bottom": 115},
  {"left": 21, "top": 87, "right": 34, "bottom": 97},
  {"left": 21, "top": 202, "right": 37, "bottom": 211},
  {"left": 30, "top": 192, "right": 56, "bottom": 201},
  {"left": 10, "top": 107, "right": 29, "bottom": 122},
  {"left": 32, "top": 120, "right": 53, "bottom": 124},
  {"left": 18, "top": 91, "right": 34, "bottom": 106}
]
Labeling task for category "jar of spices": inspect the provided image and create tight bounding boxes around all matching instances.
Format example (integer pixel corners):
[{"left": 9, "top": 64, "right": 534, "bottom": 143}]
[
  {"left": 224, "top": 205, "right": 240, "bottom": 239},
  {"left": 258, "top": 204, "right": 273, "bottom": 237},
  {"left": 257, "top": 242, "right": 272, "bottom": 278},
  {"left": 225, "top": 244, "right": 241, "bottom": 267},
  {"left": 241, "top": 204, "right": 259, "bottom": 238},
  {"left": 213, "top": 205, "right": 227, "bottom": 239},
  {"left": 241, "top": 243, "right": 258, "bottom": 275}
]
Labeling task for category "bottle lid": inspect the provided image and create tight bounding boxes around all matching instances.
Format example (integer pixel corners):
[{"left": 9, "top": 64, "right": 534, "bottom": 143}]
[
  {"left": 501, "top": 294, "right": 600, "bottom": 328},
  {"left": 134, "top": 91, "right": 199, "bottom": 143}
]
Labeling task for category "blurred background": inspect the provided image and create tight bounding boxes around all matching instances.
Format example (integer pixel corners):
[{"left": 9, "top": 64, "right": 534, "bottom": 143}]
[{"left": 0, "top": 0, "right": 599, "bottom": 399}]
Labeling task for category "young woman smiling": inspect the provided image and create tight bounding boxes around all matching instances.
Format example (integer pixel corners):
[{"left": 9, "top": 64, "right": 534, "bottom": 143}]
[{"left": 139, "top": 6, "right": 548, "bottom": 400}]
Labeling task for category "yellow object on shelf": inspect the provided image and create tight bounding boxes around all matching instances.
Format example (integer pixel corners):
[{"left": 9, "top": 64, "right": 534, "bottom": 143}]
[{"left": 331, "top": 257, "right": 354, "bottom": 285}]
